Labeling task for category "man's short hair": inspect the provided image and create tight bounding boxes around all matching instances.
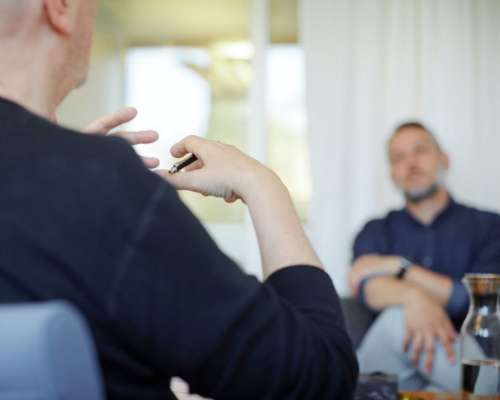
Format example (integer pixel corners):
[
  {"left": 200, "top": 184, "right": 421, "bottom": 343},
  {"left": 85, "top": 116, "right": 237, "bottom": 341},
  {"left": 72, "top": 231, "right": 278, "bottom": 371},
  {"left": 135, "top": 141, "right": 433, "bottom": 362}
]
[{"left": 390, "top": 121, "right": 443, "bottom": 152}]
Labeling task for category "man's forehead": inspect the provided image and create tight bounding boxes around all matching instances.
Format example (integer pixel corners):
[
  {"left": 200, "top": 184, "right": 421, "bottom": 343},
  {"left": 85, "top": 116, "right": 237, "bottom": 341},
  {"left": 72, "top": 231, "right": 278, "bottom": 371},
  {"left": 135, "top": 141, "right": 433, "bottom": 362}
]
[{"left": 390, "top": 128, "right": 434, "bottom": 148}]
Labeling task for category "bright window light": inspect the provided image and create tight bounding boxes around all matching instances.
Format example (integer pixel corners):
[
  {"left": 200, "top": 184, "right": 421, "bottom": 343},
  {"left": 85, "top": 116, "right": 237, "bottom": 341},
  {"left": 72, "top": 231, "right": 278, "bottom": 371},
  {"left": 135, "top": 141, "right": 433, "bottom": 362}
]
[{"left": 125, "top": 47, "right": 211, "bottom": 168}]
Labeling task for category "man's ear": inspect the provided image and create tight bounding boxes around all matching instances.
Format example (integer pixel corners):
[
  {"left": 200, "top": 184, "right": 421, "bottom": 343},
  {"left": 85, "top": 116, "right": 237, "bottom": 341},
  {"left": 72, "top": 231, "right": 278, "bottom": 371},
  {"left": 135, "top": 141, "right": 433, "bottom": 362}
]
[{"left": 43, "top": 0, "right": 77, "bottom": 35}]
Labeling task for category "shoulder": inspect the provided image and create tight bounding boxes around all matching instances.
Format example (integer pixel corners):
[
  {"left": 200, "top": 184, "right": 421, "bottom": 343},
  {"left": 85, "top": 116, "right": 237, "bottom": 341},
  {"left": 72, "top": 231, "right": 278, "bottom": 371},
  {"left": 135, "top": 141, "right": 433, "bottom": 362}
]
[
  {"left": 358, "top": 208, "right": 404, "bottom": 234},
  {"left": 26, "top": 117, "right": 179, "bottom": 211},
  {"left": 451, "top": 201, "right": 500, "bottom": 243},
  {"left": 453, "top": 201, "right": 500, "bottom": 225}
]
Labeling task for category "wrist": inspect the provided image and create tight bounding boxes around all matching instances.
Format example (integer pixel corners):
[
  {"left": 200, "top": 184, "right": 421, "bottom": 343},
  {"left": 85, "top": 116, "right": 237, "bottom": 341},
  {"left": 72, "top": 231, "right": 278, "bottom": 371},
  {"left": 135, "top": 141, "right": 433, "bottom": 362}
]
[
  {"left": 394, "top": 257, "right": 413, "bottom": 279},
  {"left": 240, "top": 166, "right": 287, "bottom": 204},
  {"left": 401, "top": 285, "right": 421, "bottom": 307},
  {"left": 384, "top": 256, "right": 405, "bottom": 274}
]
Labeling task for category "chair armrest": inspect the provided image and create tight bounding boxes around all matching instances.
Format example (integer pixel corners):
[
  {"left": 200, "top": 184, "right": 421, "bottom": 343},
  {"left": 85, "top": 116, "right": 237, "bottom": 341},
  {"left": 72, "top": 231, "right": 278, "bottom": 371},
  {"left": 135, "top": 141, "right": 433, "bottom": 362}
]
[{"left": 341, "top": 297, "right": 377, "bottom": 349}]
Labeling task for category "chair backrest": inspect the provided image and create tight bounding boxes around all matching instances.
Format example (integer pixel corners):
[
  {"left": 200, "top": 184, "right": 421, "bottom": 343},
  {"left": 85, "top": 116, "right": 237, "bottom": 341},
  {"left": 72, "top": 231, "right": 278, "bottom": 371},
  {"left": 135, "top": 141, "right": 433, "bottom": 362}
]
[{"left": 0, "top": 301, "right": 104, "bottom": 400}]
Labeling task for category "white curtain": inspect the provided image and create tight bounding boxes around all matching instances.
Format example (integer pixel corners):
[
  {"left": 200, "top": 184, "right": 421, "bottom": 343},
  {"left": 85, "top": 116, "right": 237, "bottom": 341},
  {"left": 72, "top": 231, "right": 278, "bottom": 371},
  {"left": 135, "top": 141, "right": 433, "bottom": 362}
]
[{"left": 300, "top": 0, "right": 500, "bottom": 295}]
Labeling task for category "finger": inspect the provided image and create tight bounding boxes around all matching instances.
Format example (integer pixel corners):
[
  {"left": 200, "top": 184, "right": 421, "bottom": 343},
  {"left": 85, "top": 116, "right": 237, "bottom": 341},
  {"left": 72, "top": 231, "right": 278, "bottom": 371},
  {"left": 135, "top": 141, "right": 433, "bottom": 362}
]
[
  {"left": 142, "top": 157, "right": 160, "bottom": 169},
  {"left": 442, "top": 317, "right": 458, "bottom": 345},
  {"left": 110, "top": 130, "right": 159, "bottom": 145},
  {"left": 411, "top": 332, "right": 424, "bottom": 366},
  {"left": 84, "top": 107, "right": 138, "bottom": 134},
  {"left": 445, "top": 320, "right": 457, "bottom": 341},
  {"left": 437, "top": 327, "right": 456, "bottom": 363},
  {"left": 183, "top": 159, "right": 204, "bottom": 172},
  {"left": 159, "top": 169, "right": 206, "bottom": 193},
  {"left": 423, "top": 333, "right": 435, "bottom": 373},
  {"left": 170, "top": 135, "right": 208, "bottom": 159},
  {"left": 403, "top": 329, "right": 413, "bottom": 353}
]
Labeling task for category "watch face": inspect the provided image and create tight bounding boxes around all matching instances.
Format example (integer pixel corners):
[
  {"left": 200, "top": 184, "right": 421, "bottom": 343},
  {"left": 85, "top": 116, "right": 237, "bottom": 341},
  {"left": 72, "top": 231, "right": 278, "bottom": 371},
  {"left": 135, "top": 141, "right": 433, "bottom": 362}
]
[
  {"left": 396, "top": 267, "right": 406, "bottom": 279},
  {"left": 396, "top": 258, "right": 412, "bottom": 279},
  {"left": 400, "top": 257, "right": 412, "bottom": 270}
]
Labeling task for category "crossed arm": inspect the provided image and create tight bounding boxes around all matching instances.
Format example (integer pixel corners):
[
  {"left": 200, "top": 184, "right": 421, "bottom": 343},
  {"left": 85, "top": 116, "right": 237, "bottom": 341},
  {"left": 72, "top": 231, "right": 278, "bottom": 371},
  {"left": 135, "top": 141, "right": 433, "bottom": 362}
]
[{"left": 350, "top": 254, "right": 453, "bottom": 305}]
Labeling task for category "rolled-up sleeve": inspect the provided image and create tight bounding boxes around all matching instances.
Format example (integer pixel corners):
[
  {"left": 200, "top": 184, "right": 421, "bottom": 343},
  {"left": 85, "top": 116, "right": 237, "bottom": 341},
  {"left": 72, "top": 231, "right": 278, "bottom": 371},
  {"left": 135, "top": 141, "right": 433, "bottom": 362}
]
[
  {"left": 352, "top": 220, "right": 386, "bottom": 262},
  {"left": 445, "top": 281, "right": 469, "bottom": 319},
  {"left": 449, "top": 214, "right": 500, "bottom": 321},
  {"left": 352, "top": 220, "right": 389, "bottom": 306}
]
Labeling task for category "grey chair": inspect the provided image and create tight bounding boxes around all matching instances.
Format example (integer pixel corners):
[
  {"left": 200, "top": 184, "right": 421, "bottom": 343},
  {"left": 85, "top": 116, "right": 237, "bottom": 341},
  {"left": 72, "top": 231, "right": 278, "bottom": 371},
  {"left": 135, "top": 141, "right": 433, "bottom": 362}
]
[
  {"left": 0, "top": 301, "right": 104, "bottom": 400},
  {"left": 341, "top": 297, "right": 377, "bottom": 349}
]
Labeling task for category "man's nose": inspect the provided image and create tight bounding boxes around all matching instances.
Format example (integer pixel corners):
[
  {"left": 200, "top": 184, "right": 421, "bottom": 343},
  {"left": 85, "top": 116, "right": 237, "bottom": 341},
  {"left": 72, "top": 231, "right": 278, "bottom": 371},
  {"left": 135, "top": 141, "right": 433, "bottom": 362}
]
[{"left": 406, "top": 153, "right": 421, "bottom": 169}]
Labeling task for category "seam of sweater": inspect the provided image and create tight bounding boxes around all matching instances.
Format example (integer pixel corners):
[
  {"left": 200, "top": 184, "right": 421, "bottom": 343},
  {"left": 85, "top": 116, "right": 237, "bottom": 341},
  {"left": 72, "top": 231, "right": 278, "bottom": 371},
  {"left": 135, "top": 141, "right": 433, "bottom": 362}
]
[{"left": 107, "top": 182, "right": 166, "bottom": 314}]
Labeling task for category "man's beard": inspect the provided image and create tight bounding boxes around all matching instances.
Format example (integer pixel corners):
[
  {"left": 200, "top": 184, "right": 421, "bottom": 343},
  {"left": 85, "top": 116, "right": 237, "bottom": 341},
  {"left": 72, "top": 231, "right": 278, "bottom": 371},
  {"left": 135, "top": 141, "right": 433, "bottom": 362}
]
[
  {"left": 404, "top": 182, "right": 440, "bottom": 204},
  {"left": 403, "top": 168, "right": 446, "bottom": 204}
]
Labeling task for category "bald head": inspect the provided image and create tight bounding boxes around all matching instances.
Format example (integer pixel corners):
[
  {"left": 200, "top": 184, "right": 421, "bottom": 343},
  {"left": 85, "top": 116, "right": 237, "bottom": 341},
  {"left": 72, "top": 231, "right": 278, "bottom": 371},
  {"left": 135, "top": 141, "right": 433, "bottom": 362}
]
[
  {"left": 0, "top": 0, "right": 32, "bottom": 33},
  {"left": 0, "top": 0, "right": 98, "bottom": 117},
  {"left": 0, "top": 0, "right": 25, "bottom": 9}
]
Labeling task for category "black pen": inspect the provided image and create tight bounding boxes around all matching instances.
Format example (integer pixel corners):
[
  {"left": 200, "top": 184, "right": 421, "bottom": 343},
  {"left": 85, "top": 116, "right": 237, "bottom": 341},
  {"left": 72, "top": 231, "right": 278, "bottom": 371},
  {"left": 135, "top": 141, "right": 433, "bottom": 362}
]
[{"left": 168, "top": 154, "right": 198, "bottom": 174}]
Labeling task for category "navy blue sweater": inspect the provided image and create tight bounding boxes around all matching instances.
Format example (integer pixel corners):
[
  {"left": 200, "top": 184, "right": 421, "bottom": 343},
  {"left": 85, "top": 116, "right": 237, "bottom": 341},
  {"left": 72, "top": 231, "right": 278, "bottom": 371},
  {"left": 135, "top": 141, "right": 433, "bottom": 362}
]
[{"left": 0, "top": 97, "right": 357, "bottom": 399}]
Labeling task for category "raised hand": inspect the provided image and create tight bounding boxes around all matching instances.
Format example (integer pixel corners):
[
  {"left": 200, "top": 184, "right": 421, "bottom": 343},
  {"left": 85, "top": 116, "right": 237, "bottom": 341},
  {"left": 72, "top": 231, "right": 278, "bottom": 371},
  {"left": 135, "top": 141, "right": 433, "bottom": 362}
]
[
  {"left": 84, "top": 107, "right": 160, "bottom": 169},
  {"left": 158, "top": 135, "right": 270, "bottom": 203}
]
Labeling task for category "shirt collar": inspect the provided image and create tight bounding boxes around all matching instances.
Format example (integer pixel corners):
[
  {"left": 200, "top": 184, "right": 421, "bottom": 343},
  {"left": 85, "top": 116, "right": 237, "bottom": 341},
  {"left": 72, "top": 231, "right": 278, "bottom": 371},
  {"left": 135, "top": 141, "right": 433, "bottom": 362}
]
[{"left": 402, "top": 194, "right": 457, "bottom": 228}]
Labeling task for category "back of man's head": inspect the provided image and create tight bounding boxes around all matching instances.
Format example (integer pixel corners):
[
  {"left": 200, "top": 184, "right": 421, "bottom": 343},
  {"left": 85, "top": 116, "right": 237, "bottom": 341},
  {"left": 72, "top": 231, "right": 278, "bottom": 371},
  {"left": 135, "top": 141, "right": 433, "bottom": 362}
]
[
  {"left": 0, "top": 0, "right": 30, "bottom": 33},
  {"left": 0, "top": 0, "right": 98, "bottom": 118}
]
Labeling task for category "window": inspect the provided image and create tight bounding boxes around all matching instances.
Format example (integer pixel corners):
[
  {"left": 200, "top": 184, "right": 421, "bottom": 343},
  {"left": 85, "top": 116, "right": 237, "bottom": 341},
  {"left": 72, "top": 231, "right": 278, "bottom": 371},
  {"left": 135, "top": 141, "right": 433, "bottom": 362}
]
[
  {"left": 126, "top": 43, "right": 310, "bottom": 223},
  {"left": 126, "top": 45, "right": 250, "bottom": 223},
  {"left": 268, "top": 45, "right": 310, "bottom": 220}
]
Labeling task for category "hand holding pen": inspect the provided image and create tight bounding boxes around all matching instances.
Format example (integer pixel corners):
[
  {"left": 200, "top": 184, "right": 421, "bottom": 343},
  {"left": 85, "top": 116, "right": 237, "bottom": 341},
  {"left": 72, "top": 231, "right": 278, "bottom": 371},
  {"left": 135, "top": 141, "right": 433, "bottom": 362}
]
[
  {"left": 161, "top": 135, "right": 274, "bottom": 203},
  {"left": 168, "top": 154, "right": 199, "bottom": 174},
  {"left": 161, "top": 134, "right": 322, "bottom": 277}
]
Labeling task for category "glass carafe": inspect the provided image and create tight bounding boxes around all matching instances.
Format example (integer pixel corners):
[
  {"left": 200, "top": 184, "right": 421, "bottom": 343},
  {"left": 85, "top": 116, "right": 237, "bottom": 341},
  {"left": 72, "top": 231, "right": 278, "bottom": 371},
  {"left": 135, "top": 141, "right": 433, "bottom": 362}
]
[{"left": 461, "top": 274, "right": 500, "bottom": 399}]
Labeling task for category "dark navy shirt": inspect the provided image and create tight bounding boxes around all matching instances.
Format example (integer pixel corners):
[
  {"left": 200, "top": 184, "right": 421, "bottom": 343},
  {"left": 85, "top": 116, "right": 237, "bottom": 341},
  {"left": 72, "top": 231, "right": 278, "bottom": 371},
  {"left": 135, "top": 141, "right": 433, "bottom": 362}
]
[
  {"left": 353, "top": 198, "right": 500, "bottom": 327},
  {"left": 0, "top": 97, "right": 358, "bottom": 399}
]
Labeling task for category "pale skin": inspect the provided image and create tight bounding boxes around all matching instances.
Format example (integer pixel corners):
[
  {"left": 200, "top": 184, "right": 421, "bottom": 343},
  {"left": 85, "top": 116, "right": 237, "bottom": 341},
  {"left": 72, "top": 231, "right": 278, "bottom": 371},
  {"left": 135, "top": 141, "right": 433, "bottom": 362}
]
[
  {"left": 348, "top": 127, "right": 457, "bottom": 373},
  {"left": 0, "top": 0, "right": 322, "bottom": 279}
]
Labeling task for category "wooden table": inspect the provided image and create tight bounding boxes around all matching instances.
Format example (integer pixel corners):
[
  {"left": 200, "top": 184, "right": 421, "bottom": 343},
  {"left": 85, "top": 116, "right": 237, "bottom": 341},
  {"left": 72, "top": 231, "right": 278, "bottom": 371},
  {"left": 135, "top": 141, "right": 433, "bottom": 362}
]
[{"left": 400, "top": 393, "right": 460, "bottom": 400}]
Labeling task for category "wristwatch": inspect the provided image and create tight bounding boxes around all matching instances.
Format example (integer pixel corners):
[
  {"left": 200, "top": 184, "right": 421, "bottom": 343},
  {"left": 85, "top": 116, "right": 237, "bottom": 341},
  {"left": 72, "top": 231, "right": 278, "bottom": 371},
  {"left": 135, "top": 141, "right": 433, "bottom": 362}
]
[{"left": 395, "top": 257, "right": 412, "bottom": 279}]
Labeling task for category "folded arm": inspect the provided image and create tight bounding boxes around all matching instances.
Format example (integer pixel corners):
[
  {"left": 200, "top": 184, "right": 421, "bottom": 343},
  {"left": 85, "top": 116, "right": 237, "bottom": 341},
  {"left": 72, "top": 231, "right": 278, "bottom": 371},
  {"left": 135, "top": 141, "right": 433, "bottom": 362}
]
[{"left": 350, "top": 254, "right": 453, "bottom": 305}]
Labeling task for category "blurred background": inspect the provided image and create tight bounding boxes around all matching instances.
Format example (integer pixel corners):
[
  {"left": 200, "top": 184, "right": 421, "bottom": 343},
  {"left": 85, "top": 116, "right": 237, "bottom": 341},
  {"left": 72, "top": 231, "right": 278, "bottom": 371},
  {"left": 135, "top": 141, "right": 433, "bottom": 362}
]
[{"left": 59, "top": 0, "right": 500, "bottom": 296}]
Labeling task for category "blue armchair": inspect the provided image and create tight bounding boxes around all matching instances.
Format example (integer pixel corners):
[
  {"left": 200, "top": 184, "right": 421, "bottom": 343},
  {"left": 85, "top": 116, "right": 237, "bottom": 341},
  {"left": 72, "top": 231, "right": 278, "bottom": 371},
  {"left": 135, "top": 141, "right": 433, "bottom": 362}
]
[{"left": 0, "top": 301, "right": 104, "bottom": 400}]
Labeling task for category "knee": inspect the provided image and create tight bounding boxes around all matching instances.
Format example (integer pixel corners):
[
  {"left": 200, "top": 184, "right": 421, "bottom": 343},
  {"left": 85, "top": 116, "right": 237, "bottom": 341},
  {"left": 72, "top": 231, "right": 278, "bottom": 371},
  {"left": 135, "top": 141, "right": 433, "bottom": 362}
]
[
  {"left": 375, "top": 307, "right": 404, "bottom": 332},
  {"left": 357, "top": 307, "right": 406, "bottom": 369},
  {"left": 363, "top": 307, "right": 405, "bottom": 346}
]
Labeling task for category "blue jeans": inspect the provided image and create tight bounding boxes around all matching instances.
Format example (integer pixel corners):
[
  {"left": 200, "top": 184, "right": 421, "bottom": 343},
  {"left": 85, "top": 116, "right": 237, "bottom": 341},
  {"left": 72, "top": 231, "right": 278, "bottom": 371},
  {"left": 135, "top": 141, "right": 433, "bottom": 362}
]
[{"left": 357, "top": 307, "right": 460, "bottom": 392}]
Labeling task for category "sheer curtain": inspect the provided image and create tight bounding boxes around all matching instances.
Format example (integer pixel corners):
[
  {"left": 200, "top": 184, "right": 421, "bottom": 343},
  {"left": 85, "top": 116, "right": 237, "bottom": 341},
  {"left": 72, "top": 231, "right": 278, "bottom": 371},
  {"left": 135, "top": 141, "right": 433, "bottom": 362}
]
[{"left": 300, "top": 0, "right": 500, "bottom": 294}]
